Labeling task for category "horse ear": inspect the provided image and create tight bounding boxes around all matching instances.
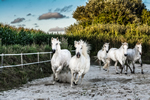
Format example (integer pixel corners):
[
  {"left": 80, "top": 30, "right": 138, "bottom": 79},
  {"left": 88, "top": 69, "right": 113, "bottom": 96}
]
[
  {"left": 56, "top": 37, "right": 59, "bottom": 40},
  {"left": 51, "top": 37, "right": 53, "bottom": 40}
]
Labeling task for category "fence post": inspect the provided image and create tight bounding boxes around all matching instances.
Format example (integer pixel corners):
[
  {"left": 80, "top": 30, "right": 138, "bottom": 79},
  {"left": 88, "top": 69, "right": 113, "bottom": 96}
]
[
  {"left": 37, "top": 52, "right": 39, "bottom": 66},
  {"left": 21, "top": 53, "right": 23, "bottom": 69},
  {"left": 0, "top": 53, "right": 4, "bottom": 72}
]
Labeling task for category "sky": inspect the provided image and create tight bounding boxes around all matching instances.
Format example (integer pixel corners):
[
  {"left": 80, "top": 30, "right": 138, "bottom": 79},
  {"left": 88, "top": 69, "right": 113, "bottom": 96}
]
[{"left": 0, "top": 0, "right": 150, "bottom": 33}]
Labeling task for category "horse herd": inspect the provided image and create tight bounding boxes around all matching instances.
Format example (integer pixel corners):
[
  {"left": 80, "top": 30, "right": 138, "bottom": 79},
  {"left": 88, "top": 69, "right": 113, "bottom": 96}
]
[{"left": 51, "top": 37, "right": 143, "bottom": 87}]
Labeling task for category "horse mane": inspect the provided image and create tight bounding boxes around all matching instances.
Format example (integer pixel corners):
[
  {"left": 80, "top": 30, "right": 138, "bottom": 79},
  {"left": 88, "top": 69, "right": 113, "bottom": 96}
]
[
  {"left": 136, "top": 42, "right": 141, "bottom": 45},
  {"left": 120, "top": 42, "right": 128, "bottom": 49},
  {"left": 79, "top": 40, "right": 90, "bottom": 58},
  {"left": 102, "top": 44, "right": 105, "bottom": 51},
  {"left": 102, "top": 43, "right": 106, "bottom": 51}
]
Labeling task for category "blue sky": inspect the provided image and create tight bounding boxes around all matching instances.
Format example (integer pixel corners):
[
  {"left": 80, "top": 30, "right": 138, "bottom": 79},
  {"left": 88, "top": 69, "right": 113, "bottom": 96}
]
[{"left": 0, "top": 0, "right": 150, "bottom": 33}]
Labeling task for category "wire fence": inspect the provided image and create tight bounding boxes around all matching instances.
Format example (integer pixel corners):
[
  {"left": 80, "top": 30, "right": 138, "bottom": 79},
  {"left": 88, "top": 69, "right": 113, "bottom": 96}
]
[{"left": 0, "top": 52, "right": 52, "bottom": 70}]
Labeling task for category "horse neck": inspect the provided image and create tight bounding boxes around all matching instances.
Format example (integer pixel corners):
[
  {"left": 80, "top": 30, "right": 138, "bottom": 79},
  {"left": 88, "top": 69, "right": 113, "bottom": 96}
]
[
  {"left": 55, "top": 45, "right": 61, "bottom": 54},
  {"left": 133, "top": 46, "right": 139, "bottom": 56},
  {"left": 118, "top": 46, "right": 125, "bottom": 55},
  {"left": 102, "top": 47, "right": 106, "bottom": 52}
]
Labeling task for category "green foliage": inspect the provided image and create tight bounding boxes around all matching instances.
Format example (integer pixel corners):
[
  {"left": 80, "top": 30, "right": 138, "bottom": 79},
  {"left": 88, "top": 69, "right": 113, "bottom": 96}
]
[{"left": 72, "top": 0, "right": 150, "bottom": 26}]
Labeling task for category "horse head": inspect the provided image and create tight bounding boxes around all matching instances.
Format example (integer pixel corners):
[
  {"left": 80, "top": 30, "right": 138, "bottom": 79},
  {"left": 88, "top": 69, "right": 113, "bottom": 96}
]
[
  {"left": 136, "top": 43, "right": 142, "bottom": 55},
  {"left": 122, "top": 42, "right": 128, "bottom": 56},
  {"left": 51, "top": 37, "right": 61, "bottom": 53},
  {"left": 103, "top": 43, "right": 109, "bottom": 53},
  {"left": 74, "top": 41, "right": 83, "bottom": 58}
]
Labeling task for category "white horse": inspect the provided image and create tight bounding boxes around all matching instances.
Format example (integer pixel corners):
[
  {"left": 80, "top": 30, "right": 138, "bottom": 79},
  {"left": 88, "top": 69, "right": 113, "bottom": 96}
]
[
  {"left": 69, "top": 40, "right": 90, "bottom": 87},
  {"left": 51, "top": 37, "right": 71, "bottom": 84},
  {"left": 97, "top": 43, "right": 109, "bottom": 69},
  {"left": 103, "top": 42, "right": 128, "bottom": 74},
  {"left": 126, "top": 43, "right": 143, "bottom": 74}
]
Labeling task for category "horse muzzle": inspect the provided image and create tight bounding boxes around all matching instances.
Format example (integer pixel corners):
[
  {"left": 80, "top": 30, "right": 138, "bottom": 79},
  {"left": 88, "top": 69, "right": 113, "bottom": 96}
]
[
  {"left": 106, "top": 51, "right": 108, "bottom": 53},
  {"left": 52, "top": 49, "right": 56, "bottom": 53},
  {"left": 76, "top": 52, "right": 81, "bottom": 58},
  {"left": 139, "top": 52, "right": 142, "bottom": 55},
  {"left": 124, "top": 54, "right": 127, "bottom": 56}
]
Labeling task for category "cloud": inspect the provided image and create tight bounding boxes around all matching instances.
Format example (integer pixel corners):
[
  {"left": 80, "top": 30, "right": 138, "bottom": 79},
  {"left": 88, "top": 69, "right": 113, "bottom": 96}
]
[
  {"left": 38, "top": 12, "right": 67, "bottom": 20},
  {"left": 54, "top": 5, "right": 73, "bottom": 12},
  {"left": 35, "top": 25, "right": 39, "bottom": 27},
  {"left": 33, "top": 23, "right": 39, "bottom": 27},
  {"left": 27, "top": 13, "right": 31, "bottom": 16},
  {"left": 11, "top": 18, "right": 25, "bottom": 24},
  {"left": 34, "top": 23, "right": 38, "bottom": 25},
  {"left": 61, "top": 5, "right": 73, "bottom": 12},
  {"left": 18, "top": 24, "right": 26, "bottom": 27},
  {"left": 54, "top": 8, "right": 61, "bottom": 12},
  {"left": 49, "top": 26, "right": 64, "bottom": 31}
]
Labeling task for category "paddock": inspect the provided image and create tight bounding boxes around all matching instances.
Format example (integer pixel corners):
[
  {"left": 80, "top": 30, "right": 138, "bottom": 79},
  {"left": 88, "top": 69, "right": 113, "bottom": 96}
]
[{"left": 0, "top": 64, "right": 150, "bottom": 100}]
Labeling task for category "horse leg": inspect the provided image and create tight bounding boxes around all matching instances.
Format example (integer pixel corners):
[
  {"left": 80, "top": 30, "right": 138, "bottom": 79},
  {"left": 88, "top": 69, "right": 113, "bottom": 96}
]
[
  {"left": 55, "top": 65, "right": 63, "bottom": 81},
  {"left": 71, "top": 71, "right": 74, "bottom": 87},
  {"left": 74, "top": 73, "right": 77, "bottom": 81},
  {"left": 124, "top": 65, "right": 128, "bottom": 75},
  {"left": 74, "top": 72, "right": 82, "bottom": 85},
  {"left": 103, "top": 58, "right": 110, "bottom": 71},
  {"left": 81, "top": 74, "right": 85, "bottom": 84},
  {"left": 114, "top": 61, "right": 119, "bottom": 74},
  {"left": 132, "top": 61, "right": 135, "bottom": 74},
  {"left": 99, "top": 60, "right": 101, "bottom": 70},
  {"left": 118, "top": 59, "right": 125, "bottom": 74},
  {"left": 52, "top": 67, "right": 56, "bottom": 84},
  {"left": 139, "top": 58, "right": 144, "bottom": 74},
  {"left": 126, "top": 60, "right": 132, "bottom": 73},
  {"left": 121, "top": 60, "right": 126, "bottom": 74},
  {"left": 120, "top": 64, "right": 125, "bottom": 74}
]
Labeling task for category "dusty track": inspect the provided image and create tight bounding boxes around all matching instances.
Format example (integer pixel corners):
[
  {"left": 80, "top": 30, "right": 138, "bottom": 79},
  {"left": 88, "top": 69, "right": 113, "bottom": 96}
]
[{"left": 0, "top": 64, "right": 150, "bottom": 100}]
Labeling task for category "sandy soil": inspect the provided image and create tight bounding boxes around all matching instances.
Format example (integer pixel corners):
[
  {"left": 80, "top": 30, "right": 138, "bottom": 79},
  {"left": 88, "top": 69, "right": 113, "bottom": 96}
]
[{"left": 0, "top": 64, "right": 150, "bottom": 100}]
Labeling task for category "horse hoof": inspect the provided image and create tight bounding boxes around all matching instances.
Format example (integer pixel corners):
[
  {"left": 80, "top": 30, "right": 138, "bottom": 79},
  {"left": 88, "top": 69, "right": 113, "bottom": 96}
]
[
  {"left": 125, "top": 73, "right": 127, "bottom": 75},
  {"left": 131, "top": 72, "right": 135, "bottom": 74},
  {"left": 141, "top": 72, "right": 144, "bottom": 74},
  {"left": 103, "top": 69, "right": 107, "bottom": 71},
  {"left": 116, "top": 72, "right": 119, "bottom": 74},
  {"left": 73, "top": 82, "right": 77, "bottom": 85},
  {"left": 56, "top": 79, "right": 59, "bottom": 82}
]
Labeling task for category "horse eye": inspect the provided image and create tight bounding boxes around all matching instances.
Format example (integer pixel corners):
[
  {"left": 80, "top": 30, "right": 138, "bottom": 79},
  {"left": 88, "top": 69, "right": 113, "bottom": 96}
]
[
  {"left": 56, "top": 43, "right": 58, "bottom": 45},
  {"left": 81, "top": 47, "right": 82, "bottom": 49}
]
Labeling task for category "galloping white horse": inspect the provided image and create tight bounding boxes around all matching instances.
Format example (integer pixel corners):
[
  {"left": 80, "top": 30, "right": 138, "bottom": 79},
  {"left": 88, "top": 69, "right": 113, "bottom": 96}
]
[
  {"left": 51, "top": 37, "right": 71, "bottom": 84},
  {"left": 103, "top": 42, "right": 128, "bottom": 74},
  {"left": 69, "top": 40, "right": 90, "bottom": 87},
  {"left": 97, "top": 43, "right": 109, "bottom": 69},
  {"left": 126, "top": 43, "right": 143, "bottom": 74}
]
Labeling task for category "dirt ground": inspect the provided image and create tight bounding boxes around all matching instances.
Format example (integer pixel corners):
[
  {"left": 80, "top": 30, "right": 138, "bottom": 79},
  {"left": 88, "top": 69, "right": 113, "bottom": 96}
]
[{"left": 0, "top": 64, "right": 150, "bottom": 100}]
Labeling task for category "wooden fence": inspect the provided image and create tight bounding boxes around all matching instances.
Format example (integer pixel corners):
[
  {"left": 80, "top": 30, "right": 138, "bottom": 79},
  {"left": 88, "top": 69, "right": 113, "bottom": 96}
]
[{"left": 0, "top": 52, "right": 52, "bottom": 70}]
